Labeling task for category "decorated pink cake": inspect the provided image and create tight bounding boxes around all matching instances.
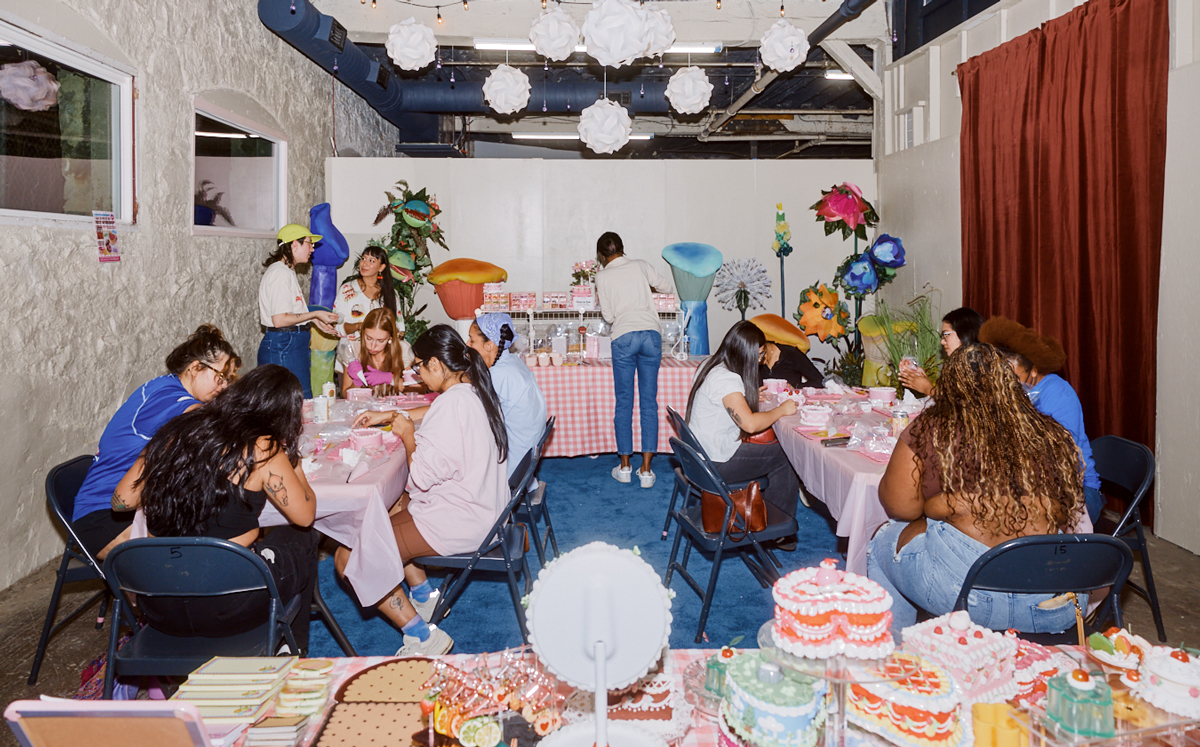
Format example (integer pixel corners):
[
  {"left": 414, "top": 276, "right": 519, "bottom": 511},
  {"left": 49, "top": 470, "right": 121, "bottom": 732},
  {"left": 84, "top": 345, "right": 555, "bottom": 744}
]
[
  {"left": 1009, "top": 633, "right": 1076, "bottom": 708},
  {"left": 847, "top": 652, "right": 971, "bottom": 747},
  {"left": 798, "top": 405, "right": 832, "bottom": 428},
  {"left": 771, "top": 559, "right": 894, "bottom": 659},
  {"left": 901, "top": 611, "right": 1017, "bottom": 704}
]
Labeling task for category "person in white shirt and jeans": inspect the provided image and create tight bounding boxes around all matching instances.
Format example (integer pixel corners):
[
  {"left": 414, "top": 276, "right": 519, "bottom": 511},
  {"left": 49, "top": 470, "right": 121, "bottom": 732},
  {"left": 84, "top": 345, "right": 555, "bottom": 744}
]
[{"left": 595, "top": 232, "right": 673, "bottom": 488}]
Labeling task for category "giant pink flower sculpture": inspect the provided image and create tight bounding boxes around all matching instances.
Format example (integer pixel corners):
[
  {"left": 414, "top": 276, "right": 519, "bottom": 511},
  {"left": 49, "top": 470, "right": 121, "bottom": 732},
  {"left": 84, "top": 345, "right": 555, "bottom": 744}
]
[{"left": 810, "top": 182, "right": 879, "bottom": 241}]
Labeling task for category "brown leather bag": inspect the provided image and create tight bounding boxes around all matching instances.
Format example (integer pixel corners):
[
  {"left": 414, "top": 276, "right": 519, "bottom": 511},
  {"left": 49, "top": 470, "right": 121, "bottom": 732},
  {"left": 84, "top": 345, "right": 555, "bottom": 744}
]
[
  {"left": 741, "top": 428, "right": 778, "bottom": 445},
  {"left": 701, "top": 481, "right": 767, "bottom": 540}
]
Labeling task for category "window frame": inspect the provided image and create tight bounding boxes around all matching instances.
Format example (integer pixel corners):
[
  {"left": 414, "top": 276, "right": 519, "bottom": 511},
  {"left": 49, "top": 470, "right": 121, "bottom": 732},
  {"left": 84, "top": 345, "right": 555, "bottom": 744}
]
[
  {"left": 191, "top": 96, "right": 288, "bottom": 240},
  {"left": 0, "top": 19, "right": 134, "bottom": 225}
]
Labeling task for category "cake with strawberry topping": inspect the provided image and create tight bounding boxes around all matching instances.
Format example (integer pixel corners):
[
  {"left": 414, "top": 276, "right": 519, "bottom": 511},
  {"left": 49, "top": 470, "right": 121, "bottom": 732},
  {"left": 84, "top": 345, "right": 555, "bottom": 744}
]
[
  {"left": 1045, "top": 669, "right": 1115, "bottom": 738},
  {"left": 772, "top": 559, "right": 895, "bottom": 660},
  {"left": 847, "top": 652, "right": 970, "bottom": 747},
  {"left": 1009, "top": 634, "right": 1076, "bottom": 708},
  {"left": 901, "top": 611, "right": 1018, "bottom": 704},
  {"left": 1126, "top": 647, "right": 1200, "bottom": 718}
]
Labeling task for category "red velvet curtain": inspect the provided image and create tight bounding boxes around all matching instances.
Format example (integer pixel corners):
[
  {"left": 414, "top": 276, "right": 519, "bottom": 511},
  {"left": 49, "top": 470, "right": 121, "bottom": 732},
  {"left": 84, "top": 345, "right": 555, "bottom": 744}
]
[{"left": 959, "top": 0, "right": 1168, "bottom": 522}]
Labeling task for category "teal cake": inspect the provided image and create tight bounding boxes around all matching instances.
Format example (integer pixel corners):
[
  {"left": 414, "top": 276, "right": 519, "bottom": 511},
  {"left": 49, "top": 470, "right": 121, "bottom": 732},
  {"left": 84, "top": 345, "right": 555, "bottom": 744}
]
[
  {"left": 1045, "top": 669, "right": 1115, "bottom": 738},
  {"left": 721, "top": 651, "right": 827, "bottom": 747}
]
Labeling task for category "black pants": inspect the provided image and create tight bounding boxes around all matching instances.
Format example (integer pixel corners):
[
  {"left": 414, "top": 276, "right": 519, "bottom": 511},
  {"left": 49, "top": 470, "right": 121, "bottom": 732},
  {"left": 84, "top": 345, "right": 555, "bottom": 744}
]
[
  {"left": 714, "top": 441, "right": 801, "bottom": 518},
  {"left": 138, "top": 525, "right": 320, "bottom": 654}
]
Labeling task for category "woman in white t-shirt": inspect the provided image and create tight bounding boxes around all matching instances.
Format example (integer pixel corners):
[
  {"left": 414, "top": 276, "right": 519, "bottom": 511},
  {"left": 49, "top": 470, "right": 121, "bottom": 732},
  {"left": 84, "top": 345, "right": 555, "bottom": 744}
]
[
  {"left": 258, "top": 224, "right": 339, "bottom": 398},
  {"left": 333, "top": 246, "right": 402, "bottom": 371},
  {"left": 685, "top": 321, "right": 802, "bottom": 520}
]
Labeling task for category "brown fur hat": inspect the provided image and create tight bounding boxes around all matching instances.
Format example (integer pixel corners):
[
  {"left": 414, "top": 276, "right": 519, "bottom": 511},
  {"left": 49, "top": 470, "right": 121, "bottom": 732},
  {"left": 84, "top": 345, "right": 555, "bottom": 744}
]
[{"left": 978, "top": 316, "right": 1067, "bottom": 374}]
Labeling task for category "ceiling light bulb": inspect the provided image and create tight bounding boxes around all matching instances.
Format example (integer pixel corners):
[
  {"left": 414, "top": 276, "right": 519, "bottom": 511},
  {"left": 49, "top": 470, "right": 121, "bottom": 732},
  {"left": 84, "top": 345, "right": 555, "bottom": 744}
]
[
  {"left": 543, "top": 0, "right": 547, "bottom": 7},
  {"left": 437, "top": 9, "right": 443, "bottom": 22},
  {"left": 463, "top": 0, "right": 469, "bottom": 9},
  {"left": 716, "top": 0, "right": 721, "bottom": 8},
  {"left": 371, "top": 0, "right": 376, "bottom": 6},
  {"left": 780, "top": 2, "right": 785, "bottom": 15}
]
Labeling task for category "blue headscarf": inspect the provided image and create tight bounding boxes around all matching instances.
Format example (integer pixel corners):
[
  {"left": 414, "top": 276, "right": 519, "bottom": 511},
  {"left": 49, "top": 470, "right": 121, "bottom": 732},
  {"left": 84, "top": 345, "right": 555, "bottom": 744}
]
[{"left": 476, "top": 312, "right": 515, "bottom": 350}]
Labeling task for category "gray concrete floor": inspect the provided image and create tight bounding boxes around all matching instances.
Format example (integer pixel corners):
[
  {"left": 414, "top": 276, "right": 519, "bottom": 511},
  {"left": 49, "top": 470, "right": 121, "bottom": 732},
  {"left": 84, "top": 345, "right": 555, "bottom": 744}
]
[{"left": 0, "top": 535, "right": 1194, "bottom": 747}]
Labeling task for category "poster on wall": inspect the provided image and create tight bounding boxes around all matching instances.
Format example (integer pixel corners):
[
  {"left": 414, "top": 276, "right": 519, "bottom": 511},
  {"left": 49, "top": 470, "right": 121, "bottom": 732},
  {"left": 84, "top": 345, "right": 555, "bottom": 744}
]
[{"left": 93, "top": 210, "right": 120, "bottom": 263}]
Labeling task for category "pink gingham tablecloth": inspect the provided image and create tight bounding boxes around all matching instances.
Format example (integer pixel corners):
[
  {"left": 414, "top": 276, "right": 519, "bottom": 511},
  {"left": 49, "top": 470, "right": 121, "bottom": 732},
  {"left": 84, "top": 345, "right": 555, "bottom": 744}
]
[
  {"left": 295, "top": 649, "right": 720, "bottom": 747},
  {"left": 530, "top": 358, "right": 703, "bottom": 457}
]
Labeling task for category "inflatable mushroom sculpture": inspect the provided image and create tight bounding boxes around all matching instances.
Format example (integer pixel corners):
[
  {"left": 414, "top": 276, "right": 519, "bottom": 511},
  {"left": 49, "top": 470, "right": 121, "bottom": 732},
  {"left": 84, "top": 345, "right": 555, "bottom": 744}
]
[
  {"left": 749, "top": 314, "right": 811, "bottom": 353},
  {"left": 428, "top": 258, "right": 508, "bottom": 321},
  {"left": 661, "top": 242, "right": 723, "bottom": 355}
]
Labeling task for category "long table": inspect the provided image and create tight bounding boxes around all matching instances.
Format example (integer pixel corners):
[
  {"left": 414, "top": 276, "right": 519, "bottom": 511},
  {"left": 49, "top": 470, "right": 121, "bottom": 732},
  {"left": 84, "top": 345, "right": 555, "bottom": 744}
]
[
  {"left": 529, "top": 357, "right": 703, "bottom": 457},
  {"left": 772, "top": 407, "right": 892, "bottom": 576}
]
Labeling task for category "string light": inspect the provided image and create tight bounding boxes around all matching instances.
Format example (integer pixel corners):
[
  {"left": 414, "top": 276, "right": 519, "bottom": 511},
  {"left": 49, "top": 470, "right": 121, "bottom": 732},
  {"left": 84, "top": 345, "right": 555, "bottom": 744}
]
[
  {"left": 543, "top": 0, "right": 547, "bottom": 7},
  {"left": 437, "top": 8, "right": 443, "bottom": 21},
  {"left": 780, "top": 1, "right": 785, "bottom": 15},
  {"left": 463, "top": 0, "right": 469, "bottom": 9},
  {"left": 371, "top": 0, "right": 376, "bottom": 7},
  {"left": 716, "top": 0, "right": 721, "bottom": 8}
]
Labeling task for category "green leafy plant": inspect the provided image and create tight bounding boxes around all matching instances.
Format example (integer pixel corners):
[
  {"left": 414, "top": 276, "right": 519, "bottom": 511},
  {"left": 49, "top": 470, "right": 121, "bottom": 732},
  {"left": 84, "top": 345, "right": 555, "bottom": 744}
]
[
  {"left": 368, "top": 180, "right": 448, "bottom": 339},
  {"left": 873, "top": 293, "right": 942, "bottom": 395}
]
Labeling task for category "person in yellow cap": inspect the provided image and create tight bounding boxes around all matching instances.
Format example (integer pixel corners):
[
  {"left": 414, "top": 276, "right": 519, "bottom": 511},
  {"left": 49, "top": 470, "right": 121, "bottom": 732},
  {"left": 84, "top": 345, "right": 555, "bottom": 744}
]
[{"left": 258, "top": 224, "right": 339, "bottom": 397}]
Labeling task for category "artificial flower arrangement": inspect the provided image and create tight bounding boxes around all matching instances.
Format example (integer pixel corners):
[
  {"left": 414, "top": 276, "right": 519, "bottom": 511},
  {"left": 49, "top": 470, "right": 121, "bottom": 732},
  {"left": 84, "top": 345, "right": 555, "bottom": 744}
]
[
  {"left": 714, "top": 258, "right": 772, "bottom": 320},
  {"left": 810, "top": 182, "right": 879, "bottom": 241},
  {"left": 368, "top": 180, "right": 448, "bottom": 341},
  {"left": 570, "top": 259, "right": 599, "bottom": 286}
]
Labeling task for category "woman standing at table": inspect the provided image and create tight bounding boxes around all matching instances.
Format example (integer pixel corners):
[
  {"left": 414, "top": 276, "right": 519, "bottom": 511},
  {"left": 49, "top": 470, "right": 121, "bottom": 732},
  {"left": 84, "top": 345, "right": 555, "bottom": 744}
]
[
  {"left": 348, "top": 324, "right": 509, "bottom": 656},
  {"left": 342, "top": 308, "right": 413, "bottom": 394},
  {"left": 868, "top": 344, "right": 1084, "bottom": 637},
  {"left": 111, "top": 365, "right": 320, "bottom": 653},
  {"left": 467, "top": 312, "right": 547, "bottom": 479},
  {"left": 978, "top": 317, "right": 1104, "bottom": 522},
  {"left": 334, "top": 247, "right": 399, "bottom": 372},
  {"left": 70, "top": 324, "right": 236, "bottom": 560},
  {"left": 898, "top": 307, "right": 984, "bottom": 396},
  {"left": 595, "top": 231, "right": 673, "bottom": 488},
  {"left": 686, "top": 322, "right": 801, "bottom": 522},
  {"left": 258, "top": 224, "right": 339, "bottom": 398}
]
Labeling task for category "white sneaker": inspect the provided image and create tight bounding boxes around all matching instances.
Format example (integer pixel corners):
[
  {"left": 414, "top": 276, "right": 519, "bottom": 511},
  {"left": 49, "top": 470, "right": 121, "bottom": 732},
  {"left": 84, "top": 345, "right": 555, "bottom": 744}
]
[
  {"left": 396, "top": 624, "right": 453, "bottom": 657},
  {"left": 638, "top": 470, "right": 656, "bottom": 488},
  {"left": 411, "top": 588, "right": 440, "bottom": 623},
  {"left": 611, "top": 465, "right": 632, "bottom": 483}
]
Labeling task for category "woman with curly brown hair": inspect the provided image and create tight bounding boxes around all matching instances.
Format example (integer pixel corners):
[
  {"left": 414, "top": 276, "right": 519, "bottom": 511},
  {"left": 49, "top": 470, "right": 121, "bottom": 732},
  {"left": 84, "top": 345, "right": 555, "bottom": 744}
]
[{"left": 867, "top": 343, "right": 1086, "bottom": 636}]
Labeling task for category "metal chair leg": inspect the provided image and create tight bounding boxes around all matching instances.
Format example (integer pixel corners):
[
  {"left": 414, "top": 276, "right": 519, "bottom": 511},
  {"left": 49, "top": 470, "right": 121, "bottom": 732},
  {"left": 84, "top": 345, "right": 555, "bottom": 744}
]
[
  {"left": 663, "top": 519, "right": 686, "bottom": 586},
  {"left": 694, "top": 542, "right": 726, "bottom": 644},
  {"left": 1135, "top": 523, "right": 1167, "bottom": 642},
  {"left": 312, "top": 579, "right": 356, "bottom": 656},
  {"left": 28, "top": 553, "right": 71, "bottom": 686}
]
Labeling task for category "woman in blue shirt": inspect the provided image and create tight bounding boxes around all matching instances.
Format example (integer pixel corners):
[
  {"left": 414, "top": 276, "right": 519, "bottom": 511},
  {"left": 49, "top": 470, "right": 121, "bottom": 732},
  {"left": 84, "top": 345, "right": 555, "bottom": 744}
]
[
  {"left": 466, "top": 313, "right": 548, "bottom": 477},
  {"left": 70, "top": 325, "right": 237, "bottom": 558},
  {"left": 979, "top": 317, "right": 1104, "bottom": 522}
]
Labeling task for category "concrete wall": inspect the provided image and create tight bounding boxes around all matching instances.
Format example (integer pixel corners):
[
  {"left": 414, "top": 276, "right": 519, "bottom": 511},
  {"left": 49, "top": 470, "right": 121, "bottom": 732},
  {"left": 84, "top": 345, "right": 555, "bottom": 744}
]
[
  {"left": 326, "top": 158, "right": 877, "bottom": 363},
  {"left": 876, "top": 0, "right": 1200, "bottom": 548},
  {"left": 0, "top": 0, "right": 397, "bottom": 589}
]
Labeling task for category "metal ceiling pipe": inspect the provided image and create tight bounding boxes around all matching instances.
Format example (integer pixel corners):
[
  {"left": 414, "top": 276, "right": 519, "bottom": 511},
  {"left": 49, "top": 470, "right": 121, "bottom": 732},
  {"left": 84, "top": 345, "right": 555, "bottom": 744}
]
[
  {"left": 701, "top": 0, "right": 879, "bottom": 136},
  {"left": 395, "top": 80, "right": 673, "bottom": 114}
]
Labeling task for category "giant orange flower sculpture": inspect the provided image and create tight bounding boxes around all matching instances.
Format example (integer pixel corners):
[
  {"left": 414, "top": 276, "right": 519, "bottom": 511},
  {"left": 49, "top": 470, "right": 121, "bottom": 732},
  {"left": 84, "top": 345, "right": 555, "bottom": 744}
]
[{"left": 794, "top": 283, "right": 850, "bottom": 341}]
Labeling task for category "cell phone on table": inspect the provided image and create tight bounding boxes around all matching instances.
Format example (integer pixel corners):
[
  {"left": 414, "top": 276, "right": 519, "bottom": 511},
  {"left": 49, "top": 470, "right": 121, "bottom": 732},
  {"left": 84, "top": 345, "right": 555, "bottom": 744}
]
[{"left": 821, "top": 436, "right": 851, "bottom": 447}]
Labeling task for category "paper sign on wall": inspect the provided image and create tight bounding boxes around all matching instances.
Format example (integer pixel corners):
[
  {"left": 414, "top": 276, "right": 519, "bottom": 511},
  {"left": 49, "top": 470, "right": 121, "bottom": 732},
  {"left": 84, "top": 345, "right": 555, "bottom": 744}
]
[{"left": 93, "top": 211, "right": 120, "bottom": 262}]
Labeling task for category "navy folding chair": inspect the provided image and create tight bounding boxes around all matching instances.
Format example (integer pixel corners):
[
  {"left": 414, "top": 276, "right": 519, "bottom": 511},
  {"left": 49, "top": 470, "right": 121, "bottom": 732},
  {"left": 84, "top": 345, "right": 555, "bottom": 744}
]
[
  {"left": 515, "top": 417, "right": 558, "bottom": 565},
  {"left": 29, "top": 456, "right": 133, "bottom": 686},
  {"left": 953, "top": 534, "right": 1134, "bottom": 644},
  {"left": 1091, "top": 435, "right": 1165, "bottom": 641},
  {"left": 414, "top": 449, "right": 538, "bottom": 643},
  {"left": 664, "top": 438, "right": 797, "bottom": 643},
  {"left": 101, "top": 537, "right": 303, "bottom": 699}
]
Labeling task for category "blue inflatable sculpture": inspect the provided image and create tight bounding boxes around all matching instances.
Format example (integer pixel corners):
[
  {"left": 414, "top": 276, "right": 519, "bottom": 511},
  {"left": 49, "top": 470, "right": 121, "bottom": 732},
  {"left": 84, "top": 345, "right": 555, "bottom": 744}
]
[
  {"left": 662, "top": 243, "right": 723, "bottom": 356},
  {"left": 308, "top": 203, "right": 350, "bottom": 394}
]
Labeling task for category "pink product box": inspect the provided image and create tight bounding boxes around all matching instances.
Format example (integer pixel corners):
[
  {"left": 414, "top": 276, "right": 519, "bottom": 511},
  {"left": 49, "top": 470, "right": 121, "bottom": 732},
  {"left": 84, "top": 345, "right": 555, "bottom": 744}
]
[
  {"left": 653, "top": 293, "right": 677, "bottom": 311},
  {"left": 570, "top": 285, "right": 595, "bottom": 310},
  {"left": 483, "top": 283, "right": 504, "bottom": 293},
  {"left": 542, "top": 291, "right": 570, "bottom": 310},
  {"left": 510, "top": 292, "right": 538, "bottom": 311},
  {"left": 482, "top": 292, "right": 510, "bottom": 311}
]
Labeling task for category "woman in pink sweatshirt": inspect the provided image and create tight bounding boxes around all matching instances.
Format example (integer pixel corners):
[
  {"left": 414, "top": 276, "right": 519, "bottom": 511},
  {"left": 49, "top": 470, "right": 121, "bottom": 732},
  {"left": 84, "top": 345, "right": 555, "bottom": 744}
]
[{"left": 349, "top": 325, "right": 509, "bottom": 656}]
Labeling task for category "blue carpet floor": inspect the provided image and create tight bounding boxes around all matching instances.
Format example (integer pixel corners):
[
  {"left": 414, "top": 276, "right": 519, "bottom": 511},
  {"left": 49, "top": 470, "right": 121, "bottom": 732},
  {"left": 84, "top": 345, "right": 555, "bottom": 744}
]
[{"left": 308, "top": 455, "right": 842, "bottom": 657}]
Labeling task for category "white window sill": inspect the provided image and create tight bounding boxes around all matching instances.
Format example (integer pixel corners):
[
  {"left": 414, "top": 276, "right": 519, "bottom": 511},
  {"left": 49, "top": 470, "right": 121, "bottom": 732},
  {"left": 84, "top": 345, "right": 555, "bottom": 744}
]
[{"left": 191, "top": 225, "right": 277, "bottom": 240}]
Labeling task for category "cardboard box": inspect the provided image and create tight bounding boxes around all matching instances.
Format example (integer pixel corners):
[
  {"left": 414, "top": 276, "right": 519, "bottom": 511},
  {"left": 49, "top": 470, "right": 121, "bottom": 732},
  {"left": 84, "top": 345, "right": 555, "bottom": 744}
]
[{"left": 509, "top": 292, "right": 538, "bottom": 311}]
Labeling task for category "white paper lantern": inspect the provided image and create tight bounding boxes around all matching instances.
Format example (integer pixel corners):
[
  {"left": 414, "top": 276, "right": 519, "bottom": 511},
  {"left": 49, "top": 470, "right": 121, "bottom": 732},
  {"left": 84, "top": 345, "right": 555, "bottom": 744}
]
[
  {"left": 641, "top": 8, "right": 675, "bottom": 59},
  {"left": 0, "top": 61, "right": 58, "bottom": 112},
  {"left": 578, "top": 99, "right": 632, "bottom": 154},
  {"left": 529, "top": 7, "right": 581, "bottom": 61},
  {"left": 665, "top": 66, "right": 713, "bottom": 114},
  {"left": 582, "top": 0, "right": 649, "bottom": 68},
  {"left": 482, "top": 65, "right": 532, "bottom": 115},
  {"left": 758, "top": 19, "right": 810, "bottom": 73},
  {"left": 385, "top": 17, "right": 438, "bottom": 72}
]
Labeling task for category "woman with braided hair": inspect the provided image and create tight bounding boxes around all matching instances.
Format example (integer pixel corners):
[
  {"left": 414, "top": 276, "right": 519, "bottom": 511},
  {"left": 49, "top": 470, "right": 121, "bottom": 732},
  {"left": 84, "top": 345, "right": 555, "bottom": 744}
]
[{"left": 868, "top": 343, "right": 1086, "bottom": 637}]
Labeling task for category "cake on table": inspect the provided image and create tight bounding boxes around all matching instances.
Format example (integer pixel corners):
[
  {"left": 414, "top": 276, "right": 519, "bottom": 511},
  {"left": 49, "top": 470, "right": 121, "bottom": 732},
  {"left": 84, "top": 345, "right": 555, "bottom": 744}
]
[
  {"left": 847, "top": 652, "right": 970, "bottom": 747},
  {"left": 772, "top": 559, "right": 895, "bottom": 660},
  {"left": 1126, "top": 647, "right": 1200, "bottom": 718},
  {"left": 1008, "top": 634, "right": 1076, "bottom": 708},
  {"left": 720, "top": 650, "right": 828, "bottom": 747},
  {"left": 901, "top": 611, "right": 1018, "bottom": 704},
  {"left": 562, "top": 653, "right": 693, "bottom": 743},
  {"left": 798, "top": 406, "right": 833, "bottom": 428},
  {"left": 1044, "top": 669, "right": 1115, "bottom": 738},
  {"left": 1086, "top": 627, "right": 1151, "bottom": 672}
]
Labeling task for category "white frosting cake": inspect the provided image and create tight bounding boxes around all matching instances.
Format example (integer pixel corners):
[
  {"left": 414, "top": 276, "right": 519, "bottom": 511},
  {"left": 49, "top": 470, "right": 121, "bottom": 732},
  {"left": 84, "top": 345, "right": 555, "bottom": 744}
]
[
  {"left": 901, "top": 611, "right": 1018, "bottom": 704},
  {"left": 1129, "top": 647, "right": 1200, "bottom": 718},
  {"left": 772, "top": 560, "right": 895, "bottom": 660},
  {"left": 798, "top": 405, "right": 833, "bottom": 428}
]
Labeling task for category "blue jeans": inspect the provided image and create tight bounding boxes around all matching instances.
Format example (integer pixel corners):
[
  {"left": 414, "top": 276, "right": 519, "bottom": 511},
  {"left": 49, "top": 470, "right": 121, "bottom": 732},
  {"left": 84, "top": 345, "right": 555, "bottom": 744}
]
[
  {"left": 258, "top": 328, "right": 312, "bottom": 398},
  {"left": 1084, "top": 486, "right": 1103, "bottom": 524},
  {"left": 611, "top": 330, "right": 662, "bottom": 456},
  {"left": 867, "top": 519, "right": 1082, "bottom": 640}
]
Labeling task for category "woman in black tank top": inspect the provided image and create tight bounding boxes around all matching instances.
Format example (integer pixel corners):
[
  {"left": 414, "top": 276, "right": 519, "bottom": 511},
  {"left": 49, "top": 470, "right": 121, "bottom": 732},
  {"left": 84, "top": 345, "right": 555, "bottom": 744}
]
[{"left": 112, "top": 365, "right": 320, "bottom": 652}]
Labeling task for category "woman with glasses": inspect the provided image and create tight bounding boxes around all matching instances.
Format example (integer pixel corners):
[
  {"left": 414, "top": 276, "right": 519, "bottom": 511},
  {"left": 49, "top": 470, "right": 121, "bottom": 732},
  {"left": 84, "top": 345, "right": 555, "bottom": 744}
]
[
  {"left": 111, "top": 365, "right": 320, "bottom": 654},
  {"left": 342, "top": 308, "right": 413, "bottom": 395},
  {"left": 686, "top": 321, "right": 802, "bottom": 526},
  {"left": 70, "top": 324, "right": 237, "bottom": 559},
  {"left": 345, "top": 325, "right": 509, "bottom": 657},
  {"left": 897, "top": 307, "right": 984, "bottom": 396},
  {"left": 258, "top": 224, "right": 339, "bottom": 397}
]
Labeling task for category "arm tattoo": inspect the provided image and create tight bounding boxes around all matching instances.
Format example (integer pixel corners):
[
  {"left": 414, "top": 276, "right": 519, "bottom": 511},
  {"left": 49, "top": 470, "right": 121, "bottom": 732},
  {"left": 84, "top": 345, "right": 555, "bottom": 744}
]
[
  {"left": 725, "top": 406, "right": 743, "bottom": 428},
  {"left": 111, "top": 490, "right": 131, "bottom": 511},
  {"left": 265, "top": 472, "right": 289, "bottom": 506}
]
